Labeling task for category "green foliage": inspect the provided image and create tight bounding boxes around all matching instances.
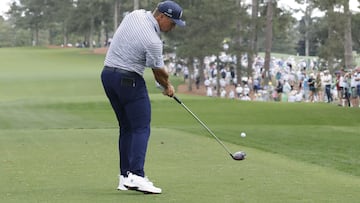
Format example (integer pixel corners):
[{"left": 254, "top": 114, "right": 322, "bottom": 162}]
[
  {"left": 3, "top": 0, "right": 300, "bottom": 56},
  {"left": 352, "top": 13, "right": 360, "bottom": 53},
  {"left": 2, "top": 0, "right": 359, "bottom": 68},
  {"left": 167, "top": 0, "right": 239, "bottom": 60},
  {"left": 269, "top": 3, "right": 298, "bottom": 54},
  {"left": 0, "top": 17, "right": 13, "bottom": 47}
]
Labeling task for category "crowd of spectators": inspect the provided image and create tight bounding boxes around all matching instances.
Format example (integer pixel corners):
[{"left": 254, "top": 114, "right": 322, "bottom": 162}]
[{"left": 166, "top": 55, "right": 360, "bottom": 108}]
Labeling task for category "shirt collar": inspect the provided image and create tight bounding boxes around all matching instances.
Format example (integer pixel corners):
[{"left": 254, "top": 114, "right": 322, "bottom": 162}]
[{"left": 146, "top": 11, "right": 161, "bottom": 35}]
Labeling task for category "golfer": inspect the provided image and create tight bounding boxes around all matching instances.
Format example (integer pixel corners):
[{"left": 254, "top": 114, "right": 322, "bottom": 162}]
[{"left": 101, "top": 1, "right": 185, "bottom": 194}]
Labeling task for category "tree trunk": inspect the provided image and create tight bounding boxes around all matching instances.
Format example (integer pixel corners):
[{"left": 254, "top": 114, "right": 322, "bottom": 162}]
[
  {"left": 63, "top": 21, "right": 68, "bottom": 46},
  {"left": 100, "top": 20, "right": 106, "bottom": 47},
  {"left": 344, "top": 0, "right": 353, "bottom": 69},
  {"left": 235, "top": 0, "right": 243, "bottom": 85},
  {"left": 236, "top": 52, "right": 242, "bottom": 86},
  {"left": 188, "top": 57, "right": 193, "bottom": 91},
  {"left": 304, "top": 1, "right": 310, "bottom": 56},
  {"left": 264, "top": 0, "right": 274, "bottom": 85},
  {"left": 134, "top": 0, "right": 139, "bottom": 10},
  {"left": 327, "top": 5, "right": 335, "bottom": 69},
  {"left": 216, "top": 57, "right": 220, "bottom": 97},
  {"left": 34, "top": 23, "right": 39, "bottom": 46},
  {"left": 248, "top": 0, "right": 258, "bottom": 71},
  {"left": 89, "top": 15, "right": 95, "bottom": 49},
  {"left": 114, "top": 0, "right": 120, "bottom": 31},
  {"left": 199, "top": 60, "right": 205, "bottom": 87}
]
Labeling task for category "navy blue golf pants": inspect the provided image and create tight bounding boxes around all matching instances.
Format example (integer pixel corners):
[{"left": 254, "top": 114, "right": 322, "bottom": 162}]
[{"left": 101, "top": 66, "right": 150, "bottom": 177}]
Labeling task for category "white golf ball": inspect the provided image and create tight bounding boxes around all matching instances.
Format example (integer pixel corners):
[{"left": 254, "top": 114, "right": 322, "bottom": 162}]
[{"left": 240, "top": 132, "right": 246, "bottom": 137}]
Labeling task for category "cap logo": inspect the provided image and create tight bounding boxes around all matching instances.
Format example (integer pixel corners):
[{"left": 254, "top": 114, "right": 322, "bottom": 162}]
[{"left": 166, "top": 9, "right": 173, "bottom": 17}]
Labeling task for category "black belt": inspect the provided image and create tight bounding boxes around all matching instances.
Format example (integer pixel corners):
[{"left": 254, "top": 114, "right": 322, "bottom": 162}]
[{"left": 104, "top": 66, "right": 139, "bottom": 77}]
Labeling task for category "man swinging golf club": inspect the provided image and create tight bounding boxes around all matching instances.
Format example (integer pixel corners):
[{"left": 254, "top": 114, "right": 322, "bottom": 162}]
[{"left": 101, "top": 0, "right": 185, "bottom": 194}]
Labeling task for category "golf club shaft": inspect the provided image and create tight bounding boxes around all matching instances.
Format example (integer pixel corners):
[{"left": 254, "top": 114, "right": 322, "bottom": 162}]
[{"left": 173, "top": 96, "right": 233, "bottom": 156}]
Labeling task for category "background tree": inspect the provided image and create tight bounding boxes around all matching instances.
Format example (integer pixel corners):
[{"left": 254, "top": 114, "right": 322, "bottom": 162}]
[
  {"left": 263, "top": 0, "right": 274, "bottom": 85},
  {"left": 343, "top": 0, "right": 354, "bottom": 68},
  {"left": 4, "top": 2, "right": 34, "bottom": 46},
  {"left": 46, "top": 0, "right": 74, "bottom": 46},
  {"left": 0, "top": 16, "right": 13, "bottom": 47},
  {"left": 114, "top": 0, "right": 120, "bottom": 32},
  {"left": 15, "top": 0, "right": 49, "bottom": 46},
  {"left": 233, "top": 0, "right": 251, "bottom": 84},
  {"left": 247, "top": 0, "right": 259, "bottom": 77},
  {"left": 134, "top": 0, "right": 140, "bottom": 10},
  {"left": 352, "top": 12, "right": 360, "bottom": 53},
  {"left": 313, "top": 0, "right": 354, "bottom": 70},
  {"left": 4, "top": 0, "right": 357, "bottom": 75},
  {"left": 295, "top": 0, "right": 316, "bottom": 56},
  {"left": 297, "top": 14, "right": 320, "bottom": 56},
  {"left": 168, "top": 0, "right": 238, "bottom": 93}
]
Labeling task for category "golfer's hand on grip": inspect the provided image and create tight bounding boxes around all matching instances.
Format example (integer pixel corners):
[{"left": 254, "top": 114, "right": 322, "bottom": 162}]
[
  {"left": 163, "top": 84, "right": 175, "bottom": 97},
  {"left": 152, "top": 68, "right": 174, "bottom": 97}
]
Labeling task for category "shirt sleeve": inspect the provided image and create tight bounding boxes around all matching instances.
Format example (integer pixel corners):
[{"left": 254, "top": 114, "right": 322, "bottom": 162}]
[{"left": 145, "top": 41, "right": 164, "bottom": 68}]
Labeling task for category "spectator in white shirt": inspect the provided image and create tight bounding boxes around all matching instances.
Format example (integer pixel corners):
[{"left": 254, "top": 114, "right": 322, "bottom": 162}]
[
  {"left": 235, "top": 84, "right": 243, "bottom": 99},
  {"left": 323, "top": 70, "right": 333, "bottom": 103}
]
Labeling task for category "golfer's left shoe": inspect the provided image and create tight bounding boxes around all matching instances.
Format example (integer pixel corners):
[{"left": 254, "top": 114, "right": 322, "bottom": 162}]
[
  {"left": 117, "top": 175, "right": 128, "bottom": 191},
  {"left": 124, "top": 172, "right": 162, "bottom": 194}
]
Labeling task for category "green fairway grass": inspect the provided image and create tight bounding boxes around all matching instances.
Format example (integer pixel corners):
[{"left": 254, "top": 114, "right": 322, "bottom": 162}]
[{"left": 1, "top": 48, "right": 360, "bottom": 202}]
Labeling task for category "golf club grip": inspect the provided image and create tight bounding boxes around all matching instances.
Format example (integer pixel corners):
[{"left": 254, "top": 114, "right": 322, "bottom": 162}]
[
  {"left": 155, "top": 84, "right": 181, "bottom": 104},
  {"left": 173, "top": 96, "right": 182, "bottom": 104}
]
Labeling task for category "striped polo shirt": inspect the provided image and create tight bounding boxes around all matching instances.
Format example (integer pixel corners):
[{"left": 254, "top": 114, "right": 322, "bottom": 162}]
[{"left": 104, "top": 10, "right": 164, "bottom": 76}]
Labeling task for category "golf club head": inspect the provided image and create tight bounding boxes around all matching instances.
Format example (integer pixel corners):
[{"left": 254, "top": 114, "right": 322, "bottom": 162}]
[{"left": 231, "top": 151, "right": 246, "bottom": 161}]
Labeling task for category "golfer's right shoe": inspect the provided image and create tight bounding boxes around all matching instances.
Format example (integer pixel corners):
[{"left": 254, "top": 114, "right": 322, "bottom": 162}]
[
  {"left": 124, "top": 172, "right": 162, "bottom": 194},
  {"left": 117, "top": 175, "right": 128, "bottom": 191}
]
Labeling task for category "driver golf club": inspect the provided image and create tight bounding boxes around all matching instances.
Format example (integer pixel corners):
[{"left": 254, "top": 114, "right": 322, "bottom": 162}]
[{"left": 172, "top": 96, "right": 246, "bottom": 161}]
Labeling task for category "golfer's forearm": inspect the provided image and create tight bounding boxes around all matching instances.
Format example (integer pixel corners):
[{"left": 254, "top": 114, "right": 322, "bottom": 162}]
[{"left": 152, "top": 68, "right": 171, "bottom": 89}]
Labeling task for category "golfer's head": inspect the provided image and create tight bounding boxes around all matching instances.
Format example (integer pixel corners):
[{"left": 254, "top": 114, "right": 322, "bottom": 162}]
[{"left": 157, "top": 1, "right": 186, "bottom": 28}]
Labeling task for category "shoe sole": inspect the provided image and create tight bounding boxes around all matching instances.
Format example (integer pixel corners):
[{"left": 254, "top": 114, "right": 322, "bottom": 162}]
[
  {"left": 116, "top": 187, "right": 128, "bottom": 191},
  {"left": 125, "top": 185, "right": 161, "bottom": 194}
]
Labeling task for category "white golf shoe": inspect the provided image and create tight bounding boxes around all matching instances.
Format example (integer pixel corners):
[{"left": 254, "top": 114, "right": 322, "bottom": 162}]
[
  {"left": 124, "top": 172, "right": 162, "bottom": 194},
  {"left": 117, "top": 175, "right": 128, "bottom": 191}
]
